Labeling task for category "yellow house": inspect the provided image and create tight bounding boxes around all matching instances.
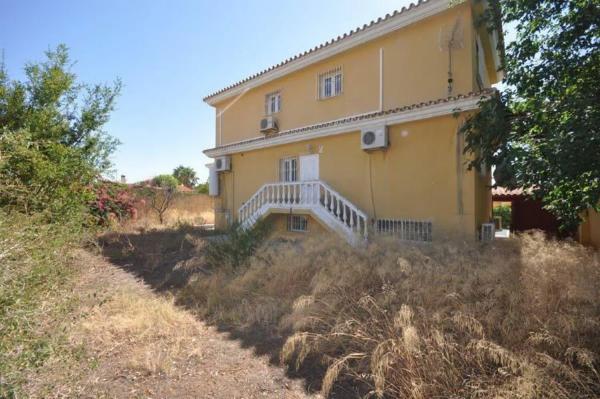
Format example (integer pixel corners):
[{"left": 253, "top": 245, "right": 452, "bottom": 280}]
[{"left": 203, "top": 0, "right": 503, "bottom": 244}]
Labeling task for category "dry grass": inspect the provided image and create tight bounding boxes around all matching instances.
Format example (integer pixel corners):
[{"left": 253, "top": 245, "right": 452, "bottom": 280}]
[
  {"left": 132, "top": 191, "right": 214, "bottom": 228},
  {"left": 72, "top": 288, "right": 203, "bottom": 376},
  {"left": 179, "top": 232, "right": 600, "bottom": 398}
]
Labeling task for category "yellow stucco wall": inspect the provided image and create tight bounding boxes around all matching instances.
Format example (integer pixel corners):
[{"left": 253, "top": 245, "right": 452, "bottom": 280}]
[
  {"left": 265, "top": 212, "right": 328, "bottom": 239},
  {"left": 474, "top": 168, "right": 493, "bottom": 230},
  {"left": 213, "top": 2, "right": 489, "bottom": 146},
  {"left": 207, "top": 1, "right": 502, "bottom": 239},
  {"left": 214, "top": 114, "right": 488, "bottom": 238},
  {"left": 580, "top": 209, "right": 600, "bottom": 249}
]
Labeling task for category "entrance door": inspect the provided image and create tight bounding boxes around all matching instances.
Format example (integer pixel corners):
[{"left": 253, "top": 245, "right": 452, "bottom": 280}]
[
  {"left": 299, "top": 154, "right": 319, "bottom": 181},
  {"left": 299, "top": 154, "right": 319, "bottom": 203}
]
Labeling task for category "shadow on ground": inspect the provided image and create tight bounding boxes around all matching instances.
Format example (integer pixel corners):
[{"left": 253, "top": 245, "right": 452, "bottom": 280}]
[
  {"left": 97, "top": 227, "right": 359, "bottom": 396},
  {"left": 98, "top": 226, "right": 213, "bottom": 291}
]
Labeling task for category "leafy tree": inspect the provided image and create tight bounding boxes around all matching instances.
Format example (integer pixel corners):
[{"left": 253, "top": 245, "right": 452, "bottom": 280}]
[
  {"left": 0, "top": 45, "right": 121, "bottom": 221},
  {"left": 493, "top": 204, "right": 511, "bottom": 229},
  {"left": 461, "top": 0, "right": 600, "bottom": 229},
  {"left": 196, "top": 181, "right": 209, "bottom": 194},
  {"left": 172, "top": 165, "right": 198, "bottom": 188},
  {"left": 152, "top": 174, "right": 178, "bottom": 190}
]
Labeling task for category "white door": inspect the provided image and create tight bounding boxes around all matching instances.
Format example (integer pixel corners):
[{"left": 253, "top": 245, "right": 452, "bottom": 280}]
[
  {"left": 299, "top": 154, "right": 319, "bottom": 181},
  {"left": 299, "top": 154, "right": 319, "bottom": 203}
]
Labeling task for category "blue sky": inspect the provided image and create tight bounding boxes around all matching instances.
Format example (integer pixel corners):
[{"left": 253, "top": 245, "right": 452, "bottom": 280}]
[{"left": 2, "top": 0, "right": 423, "bottom": 183}]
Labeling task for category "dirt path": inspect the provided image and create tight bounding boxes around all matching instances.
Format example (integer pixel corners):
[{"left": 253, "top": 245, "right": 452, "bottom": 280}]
[{"left": 26, "top": 250, "right": 318, "bottom": 399}]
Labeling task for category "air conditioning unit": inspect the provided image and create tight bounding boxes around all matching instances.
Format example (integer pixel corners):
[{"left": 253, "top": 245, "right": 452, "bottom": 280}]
[
  {"left": 361, "top": 125, "right": 388, "bottom": 150},
  {"left": 260, "top": 116, "right": 278, "bottom": 133},
  {"left": 481, "top": 223, "right": 495, "bottom": 241},
  {"left": 214, "top": 156, "right": 231, "bottom": 172}
]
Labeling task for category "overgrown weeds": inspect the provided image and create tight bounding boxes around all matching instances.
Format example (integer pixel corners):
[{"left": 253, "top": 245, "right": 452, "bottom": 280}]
[
  {"left": 0, "top": 212, "right": 88, "bottom": 397},
  {"left": 178, "top": 232, "right": 600, "bottom": 398}
]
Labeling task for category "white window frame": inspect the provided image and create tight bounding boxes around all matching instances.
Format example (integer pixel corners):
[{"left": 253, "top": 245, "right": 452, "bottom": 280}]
[
  {"left": 288, "top": 215, "right": 308, "bottom": 232},
  {"left": 317, "top": 67, "right": 343, "bottom": 100},
  {"left": 279, "top": 157, "right": 298, "bottom": 182},
  {"left": 265, "top": 91, "right": 281, "bottom": 115}
]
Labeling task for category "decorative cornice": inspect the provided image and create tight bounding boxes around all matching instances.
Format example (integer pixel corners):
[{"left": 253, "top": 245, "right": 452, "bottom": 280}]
[
  {"left": 203, "top": 90, "right": 494, "bottom": 157},
  {"left": 203, "top": 0, "right": 453, "bottom": 105}
]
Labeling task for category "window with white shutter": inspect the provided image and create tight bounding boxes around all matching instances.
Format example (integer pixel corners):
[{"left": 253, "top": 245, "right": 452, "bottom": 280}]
[
  {"left": 279, "top": 157, "right": 297, "bottom": 182},
  {"left": 317, "top": 67, "right": 343, "bottom": 99},
  {"left": 265, "top": 91, "right": 281, "bottom": 115}
]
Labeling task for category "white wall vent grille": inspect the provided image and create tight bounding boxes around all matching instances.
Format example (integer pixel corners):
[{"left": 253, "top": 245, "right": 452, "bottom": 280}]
[
  {"left": 376, "top": 219, "right": 432, "bottom": 242},
  {"left": 481, "top": 223, "right": 495, "bottom": 241}
]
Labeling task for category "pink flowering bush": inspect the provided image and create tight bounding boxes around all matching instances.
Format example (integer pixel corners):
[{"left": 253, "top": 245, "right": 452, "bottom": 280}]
[{"left": 90, "top": 182, "right": 137, "bottom": 226}]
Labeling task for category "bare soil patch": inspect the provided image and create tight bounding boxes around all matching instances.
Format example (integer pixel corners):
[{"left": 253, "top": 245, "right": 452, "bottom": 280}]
[{"left": 24, "top": 249, "right": 317, "bottom": 399}]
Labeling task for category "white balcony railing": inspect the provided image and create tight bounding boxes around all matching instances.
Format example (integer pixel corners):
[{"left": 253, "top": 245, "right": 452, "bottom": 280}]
[{"left": 238, "top": 180, "right": 368, "bottom": 243}]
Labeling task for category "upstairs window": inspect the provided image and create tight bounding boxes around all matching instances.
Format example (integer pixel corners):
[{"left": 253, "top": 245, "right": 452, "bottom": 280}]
[
  {"left": 318, "top": 67, "right": 343, "bottom": 99},
  {"left": 265, "top": 91, "right": 281, "bottom": 115}
]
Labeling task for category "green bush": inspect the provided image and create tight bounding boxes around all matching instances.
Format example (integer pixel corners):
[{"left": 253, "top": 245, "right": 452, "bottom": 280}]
[
  {"left": 203, "top": 220, "right": 271, "bottom": 270},
  {"left": 152, "top": 174, "right": 179, "bottom": 189},
  {"left": 89, "top": 181, "right": 137, "bottom": 226},
  {"left": 0, "top": 212, "right": 87, "bottom": 396},
  {"left": 493, "top": 204, "right": 512, "bottom": 228},
  {"left": 195, "top": 181, "right": 209, "bottom": 194},
  {"left": 0, "top": 45, "right": 120, "bottom": 223}
]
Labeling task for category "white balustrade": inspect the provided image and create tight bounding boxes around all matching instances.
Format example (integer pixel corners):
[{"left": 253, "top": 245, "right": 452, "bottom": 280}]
[{"left": 237, "top": 180, "right": 368, "bottom": 242}]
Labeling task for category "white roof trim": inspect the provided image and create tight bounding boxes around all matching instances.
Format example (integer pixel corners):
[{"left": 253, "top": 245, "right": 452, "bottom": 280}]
[
  {"left": 204, "top": 94, "right": 483, "bottom": 158},
  {"left": 204, "top": 0, "right": 451, "bottom": 106}
]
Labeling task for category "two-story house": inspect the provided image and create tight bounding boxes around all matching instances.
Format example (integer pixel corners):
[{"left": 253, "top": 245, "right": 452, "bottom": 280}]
[{"left": 203, "top": 0, "right": 503, "bottom": 244}]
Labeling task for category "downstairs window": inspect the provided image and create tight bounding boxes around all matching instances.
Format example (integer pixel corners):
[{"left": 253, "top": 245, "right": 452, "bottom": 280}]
[{"left": 288, "top": 215, "right": 308, "bottom": 232}]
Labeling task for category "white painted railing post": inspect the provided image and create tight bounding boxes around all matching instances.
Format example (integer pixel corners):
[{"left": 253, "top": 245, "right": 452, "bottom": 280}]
[{"left": 238, "top": 180, "right": 368, "bottom": 243}]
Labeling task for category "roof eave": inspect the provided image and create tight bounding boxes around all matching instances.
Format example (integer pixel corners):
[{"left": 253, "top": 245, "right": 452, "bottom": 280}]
[
  {"left": 204, "top": 90, "right": 494, "bottom": 158},
  {"left": 202, "top": 0, "right": 453, "bottom": 106}
]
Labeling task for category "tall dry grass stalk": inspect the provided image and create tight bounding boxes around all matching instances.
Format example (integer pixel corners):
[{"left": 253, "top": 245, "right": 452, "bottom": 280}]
[{"left": 179, "top": 232, "right": 600, "bottom": 398}]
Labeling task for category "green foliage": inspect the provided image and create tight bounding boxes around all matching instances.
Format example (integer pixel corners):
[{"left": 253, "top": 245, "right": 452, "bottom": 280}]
[
  {"left": 493, "top": 204, "right": 511, "bottom": 228},
  {"left": 172, "top": 165, "right": 198, "bottom": 188},
  {"left": 0, "top": 45, "right": 120, "bottom": 222},
  {"left": 204, "top": 220, "right": 271, "bottom": 269},
  {"left": 195, "top": 181, "right": 209, "bottom": 194},
  {"left": 153, "top": 174, "right": 178, "bottom": 190},
  {"left": 89, "top": 181, "right": 137, "bottom": 226},
  {"left": 461, "top": 0, "right": 600, "bottom": 229},
  {"left": 0, "top": 212, "right": 86, "bottom": 396},
  {"left": 0, "top": 130, "right": 96, "bottom": 222}
]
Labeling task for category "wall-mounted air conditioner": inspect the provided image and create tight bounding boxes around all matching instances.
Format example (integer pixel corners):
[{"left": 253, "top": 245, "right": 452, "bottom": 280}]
[
  {"left": 361, "top": 125, "right": 388, "bottom": 150},
  {"left": 214, "top": 156, "right": 231, "bottom": 172},
  {"left": 260, "top": 116, "right": 278, "bottom": 133}
]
